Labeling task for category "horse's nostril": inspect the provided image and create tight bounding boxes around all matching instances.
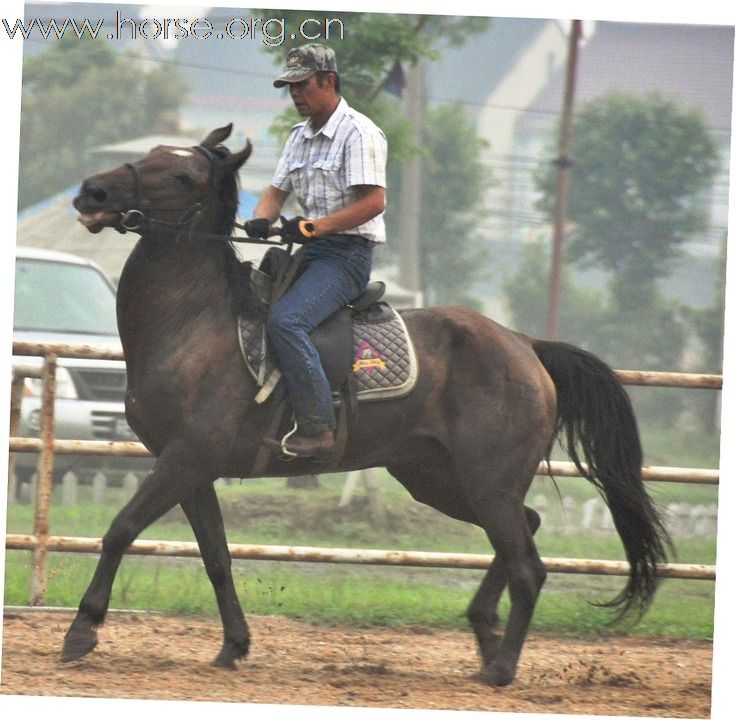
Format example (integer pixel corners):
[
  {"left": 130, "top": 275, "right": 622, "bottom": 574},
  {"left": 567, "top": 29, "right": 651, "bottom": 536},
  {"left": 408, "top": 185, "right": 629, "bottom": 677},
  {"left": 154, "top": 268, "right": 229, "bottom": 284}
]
[{"left": 81, "top": 180, "right": 108, "bottom": 205}]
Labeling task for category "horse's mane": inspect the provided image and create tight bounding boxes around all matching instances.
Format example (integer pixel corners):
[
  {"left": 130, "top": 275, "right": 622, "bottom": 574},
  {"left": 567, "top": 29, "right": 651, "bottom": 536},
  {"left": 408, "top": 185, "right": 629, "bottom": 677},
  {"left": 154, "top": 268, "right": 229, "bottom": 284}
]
[
  {"left": 210, "top": 144, "right": 240, "bottom": 238},
  {"left": 209, "top": 144, "right": 254, "bottom": 315}
]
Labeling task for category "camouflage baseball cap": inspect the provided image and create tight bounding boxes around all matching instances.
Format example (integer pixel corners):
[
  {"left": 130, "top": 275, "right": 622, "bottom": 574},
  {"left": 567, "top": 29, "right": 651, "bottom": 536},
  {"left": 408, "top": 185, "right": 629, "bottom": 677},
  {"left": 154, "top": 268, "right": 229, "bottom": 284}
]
[{"left": 273, "top": 44, "right": 339, "bottom": 88}]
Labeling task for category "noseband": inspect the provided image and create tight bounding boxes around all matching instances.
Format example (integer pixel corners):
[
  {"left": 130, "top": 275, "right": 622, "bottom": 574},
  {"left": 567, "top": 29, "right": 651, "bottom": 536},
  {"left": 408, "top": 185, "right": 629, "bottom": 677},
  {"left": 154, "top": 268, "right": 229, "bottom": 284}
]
[{"left": 120, "top": 144, "right": 217, "bottom": 234}]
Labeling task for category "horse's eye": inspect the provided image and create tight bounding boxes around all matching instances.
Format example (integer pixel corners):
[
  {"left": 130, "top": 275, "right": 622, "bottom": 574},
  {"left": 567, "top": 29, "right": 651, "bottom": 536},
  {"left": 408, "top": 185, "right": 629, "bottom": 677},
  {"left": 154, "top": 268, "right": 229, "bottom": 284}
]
[{"left": 174, "top": 173, "right": 195, "bottom": 189}]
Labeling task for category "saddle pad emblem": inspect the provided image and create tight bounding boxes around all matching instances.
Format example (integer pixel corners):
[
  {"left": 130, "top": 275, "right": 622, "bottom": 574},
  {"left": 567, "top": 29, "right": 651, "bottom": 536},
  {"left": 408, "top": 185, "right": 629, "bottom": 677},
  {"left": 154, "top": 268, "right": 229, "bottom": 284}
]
[
  {"left": 350, "top": 311, "right": 417, "bottom": 400},
  {"left": 238, "top": 308, "right": 418, "bottom": 402},
  {"left": 353, "top": 339, "right": 387, "bottom": 373}
]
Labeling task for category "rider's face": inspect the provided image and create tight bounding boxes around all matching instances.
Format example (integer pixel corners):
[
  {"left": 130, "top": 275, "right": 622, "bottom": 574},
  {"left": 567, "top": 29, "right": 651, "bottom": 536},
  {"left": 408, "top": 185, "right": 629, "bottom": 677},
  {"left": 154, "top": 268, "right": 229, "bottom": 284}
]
[{"left": 288, "top": 74, "right": 336, "bottom": 123}]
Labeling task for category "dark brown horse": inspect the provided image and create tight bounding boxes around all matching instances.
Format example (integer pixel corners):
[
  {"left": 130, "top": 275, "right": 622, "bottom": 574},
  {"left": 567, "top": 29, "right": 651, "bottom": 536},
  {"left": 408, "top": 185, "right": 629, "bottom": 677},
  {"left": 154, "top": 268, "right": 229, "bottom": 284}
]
[{"left": 64, "top": 124, "right": 670, "bottom": 686}]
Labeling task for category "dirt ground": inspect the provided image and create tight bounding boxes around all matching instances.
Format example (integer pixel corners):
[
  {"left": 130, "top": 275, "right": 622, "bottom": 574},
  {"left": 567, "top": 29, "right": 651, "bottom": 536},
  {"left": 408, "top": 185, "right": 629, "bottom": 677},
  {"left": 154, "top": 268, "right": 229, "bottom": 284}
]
[{"left": 0, "top": 609, "right": 712, "bottom": 717}]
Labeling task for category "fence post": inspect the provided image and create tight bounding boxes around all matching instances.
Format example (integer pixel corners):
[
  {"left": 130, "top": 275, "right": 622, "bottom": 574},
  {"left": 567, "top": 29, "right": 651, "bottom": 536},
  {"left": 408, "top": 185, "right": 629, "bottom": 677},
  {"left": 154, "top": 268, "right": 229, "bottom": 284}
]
[
  {"left": 7, "top": 469, "right": 17, "bottom": 506},
  {"left": 339, "top": 471, "right": 361, "bottom": 508},
  {"left": 532, "top": 494, "right": 548, "bottom": 527},
  {"left": 363, "top": 468, "right": 388, "bottom": 529},
  {"left": 62, "top": 471, "right": 78, "bottom": 506},
  {"left": 122, "top": 472, "right": 139, "bottom": 501},
  {"left": 581, "top": 498, "right": 602, "bottom": 530},
  {"left": 30, "top": 352, "right": 57, "bottom": 606},
  {"left": 92, "top": 471, "right": 107, "bottom": 504},
  {"left": 7, "top": 372, "right": 25, "bottom": 506},
  {"left": 562, "top": 496, "right": 578, "bottom": 535}
]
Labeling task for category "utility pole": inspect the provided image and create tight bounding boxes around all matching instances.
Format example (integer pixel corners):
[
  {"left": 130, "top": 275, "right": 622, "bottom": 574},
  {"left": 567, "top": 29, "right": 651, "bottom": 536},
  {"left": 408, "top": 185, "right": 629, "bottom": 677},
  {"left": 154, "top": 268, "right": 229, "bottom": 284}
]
[
  {"left": 547, "top": 20, "right": 582, "bottom": 340},
  {"left": 398, "top": 57, "right": 425, "bottom": 301}
]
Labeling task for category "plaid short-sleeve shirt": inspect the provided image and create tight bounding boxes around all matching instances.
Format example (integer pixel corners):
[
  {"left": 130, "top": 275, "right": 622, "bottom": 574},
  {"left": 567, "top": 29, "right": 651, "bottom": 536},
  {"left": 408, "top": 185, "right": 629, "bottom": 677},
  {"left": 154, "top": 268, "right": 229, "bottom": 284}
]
[{"left": 271, "top": 98, "right": 388, "bottom": 244}]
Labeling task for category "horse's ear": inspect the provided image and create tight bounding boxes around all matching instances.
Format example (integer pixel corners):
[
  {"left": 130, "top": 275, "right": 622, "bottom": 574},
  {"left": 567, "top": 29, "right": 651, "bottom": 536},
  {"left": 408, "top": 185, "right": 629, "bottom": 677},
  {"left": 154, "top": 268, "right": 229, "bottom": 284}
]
[
  {"left": 224, "top": 139, "right": 253, "bottom": 172},
  {"left": 200, "top": 123, "right": 233, "bottom": 149}
]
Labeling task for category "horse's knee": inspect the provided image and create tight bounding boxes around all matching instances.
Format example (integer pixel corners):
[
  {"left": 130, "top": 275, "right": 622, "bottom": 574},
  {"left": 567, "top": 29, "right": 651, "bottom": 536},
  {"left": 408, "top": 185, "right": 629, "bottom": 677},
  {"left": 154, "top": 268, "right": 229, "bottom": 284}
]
[{"left": 102, "top": 518, "right": 136, "bottom": 556}]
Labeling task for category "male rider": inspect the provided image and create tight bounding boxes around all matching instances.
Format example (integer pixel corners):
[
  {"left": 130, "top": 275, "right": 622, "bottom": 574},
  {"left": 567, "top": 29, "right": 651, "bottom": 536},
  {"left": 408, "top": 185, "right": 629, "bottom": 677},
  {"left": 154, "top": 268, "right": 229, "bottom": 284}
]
[{"left": 247, "top": 44, "right": 388, "bottom": 459}]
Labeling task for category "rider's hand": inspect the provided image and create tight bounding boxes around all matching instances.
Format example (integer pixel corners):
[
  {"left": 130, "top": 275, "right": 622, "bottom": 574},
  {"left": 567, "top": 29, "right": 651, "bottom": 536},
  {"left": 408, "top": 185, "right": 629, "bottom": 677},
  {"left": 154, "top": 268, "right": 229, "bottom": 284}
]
[
  {"left": 280, "top": 215, "right": 317, "bottom": 243},
  {"left": 244, "top": 218, "right": 271, "bottom": 239}
]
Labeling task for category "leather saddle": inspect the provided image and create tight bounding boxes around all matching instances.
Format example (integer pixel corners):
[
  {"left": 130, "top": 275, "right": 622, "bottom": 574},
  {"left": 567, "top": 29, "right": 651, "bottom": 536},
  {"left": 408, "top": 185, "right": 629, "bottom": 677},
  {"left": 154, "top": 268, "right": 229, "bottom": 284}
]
[
  {"left": 313, "top": 280, "right": 390, "bottom": 393},
  {"left": 242, "top": 245, "right": 393, "bottom": 398},
  {"left": 241, "top": 247, "right": 416, "bottom": 471}
]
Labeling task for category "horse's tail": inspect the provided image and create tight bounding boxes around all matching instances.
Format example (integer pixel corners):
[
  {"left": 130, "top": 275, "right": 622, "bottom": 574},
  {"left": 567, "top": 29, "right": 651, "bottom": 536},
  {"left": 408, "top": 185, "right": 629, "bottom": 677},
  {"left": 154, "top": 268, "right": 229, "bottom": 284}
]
[{"left": 532, "top": 339, "right": 672, "bottom": 620}]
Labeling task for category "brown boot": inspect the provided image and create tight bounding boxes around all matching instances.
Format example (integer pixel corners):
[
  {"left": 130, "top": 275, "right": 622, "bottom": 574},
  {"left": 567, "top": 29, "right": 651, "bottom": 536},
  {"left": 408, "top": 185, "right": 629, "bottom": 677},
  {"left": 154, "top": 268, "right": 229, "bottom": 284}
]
[{"left": 263, "top": 430, "right": 335, "bottom": 459}]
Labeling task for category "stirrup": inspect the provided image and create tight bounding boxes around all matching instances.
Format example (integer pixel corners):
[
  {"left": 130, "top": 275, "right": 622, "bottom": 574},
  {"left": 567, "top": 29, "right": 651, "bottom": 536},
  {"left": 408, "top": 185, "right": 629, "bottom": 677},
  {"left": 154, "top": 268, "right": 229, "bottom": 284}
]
[{"left": 278, "top": 421, "right": 301, "bottom": 459}]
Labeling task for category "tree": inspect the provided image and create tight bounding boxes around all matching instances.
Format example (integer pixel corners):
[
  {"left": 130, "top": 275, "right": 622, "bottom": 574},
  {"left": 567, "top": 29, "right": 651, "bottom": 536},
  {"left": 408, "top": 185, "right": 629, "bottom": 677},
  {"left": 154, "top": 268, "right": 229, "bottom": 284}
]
[
  {"left": 504, "top": 240, "right": 688, "bottom": 424},
  {"left": 413, "top": 103, "right": 491, "bottom": 308},
  {"left": 683, "top": 233, "right": 727, "bottom": 375},
  {"left": 508, "top": 91, "right": 721, "bottom": 427},
  {"left": 257, "top": 11, "right": 490, "bottom": 158},
  {"left": 681, "top": 233, "right": 727, "bottom": 431},
  {"left": 535, "top": 90, "right": 719, "bottom": 311},
  {"left": 19, "top": 38, "right": 188, "bottom": 209}
]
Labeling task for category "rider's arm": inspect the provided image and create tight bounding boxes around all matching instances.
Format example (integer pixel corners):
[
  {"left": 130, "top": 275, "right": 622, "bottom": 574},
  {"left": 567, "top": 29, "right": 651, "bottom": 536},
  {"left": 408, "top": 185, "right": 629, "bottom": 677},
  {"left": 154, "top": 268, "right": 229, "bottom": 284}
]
[
  {"left": 252, "top": 186, "right": 290, "bottom": 223},
  {"left": 309, "top": 185, "right": 386, "bottom": 237}
]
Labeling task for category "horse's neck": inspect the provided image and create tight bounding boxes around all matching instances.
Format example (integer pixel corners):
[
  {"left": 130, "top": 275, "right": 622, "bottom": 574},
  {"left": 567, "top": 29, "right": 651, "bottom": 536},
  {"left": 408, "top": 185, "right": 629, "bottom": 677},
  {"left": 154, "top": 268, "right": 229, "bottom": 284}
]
[{"left": 117, "top": 236, "right": 235, "bottom": 356}]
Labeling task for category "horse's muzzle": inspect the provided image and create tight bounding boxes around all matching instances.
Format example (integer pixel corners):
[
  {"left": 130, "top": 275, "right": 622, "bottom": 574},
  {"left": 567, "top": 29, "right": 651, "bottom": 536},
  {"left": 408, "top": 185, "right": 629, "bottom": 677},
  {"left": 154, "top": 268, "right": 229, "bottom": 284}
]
[{"left": 73, "top": 181, "right": 126, "bottom": 233}]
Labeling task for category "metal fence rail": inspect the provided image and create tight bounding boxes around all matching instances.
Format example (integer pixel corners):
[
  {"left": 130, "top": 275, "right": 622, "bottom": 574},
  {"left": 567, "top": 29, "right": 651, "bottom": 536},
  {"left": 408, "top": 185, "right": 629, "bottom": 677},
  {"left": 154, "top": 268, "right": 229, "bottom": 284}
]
[{"left": 7, "top": 341, "right": 722, "bottom": 605}]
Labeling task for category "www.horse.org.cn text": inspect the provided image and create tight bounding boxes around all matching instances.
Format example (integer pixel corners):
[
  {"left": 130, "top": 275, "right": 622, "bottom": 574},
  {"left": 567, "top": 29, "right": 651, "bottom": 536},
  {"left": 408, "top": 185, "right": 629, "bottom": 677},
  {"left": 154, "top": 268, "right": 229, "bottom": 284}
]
[{"left": 2, "top": 14, "right": 347, "bottom": 45}]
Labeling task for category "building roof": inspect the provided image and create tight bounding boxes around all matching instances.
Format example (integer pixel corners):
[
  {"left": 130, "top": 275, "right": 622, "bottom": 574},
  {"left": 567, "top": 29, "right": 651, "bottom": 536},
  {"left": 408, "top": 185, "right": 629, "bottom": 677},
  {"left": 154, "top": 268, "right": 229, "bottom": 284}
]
[
  {"left": 16, "top": 186, "right": 139, "bottom": 281},
  {"left": 426, "top": 17, "right": 553, "bottom": 116},
  {"left": 16, "top": 184, "right": 261, "bottom": 281},
  {"left": 520, "top": 21, "right": 734, "bottom": 138},
  {"left": 89, "top": 135, "right": 200, "bottom": 157}
]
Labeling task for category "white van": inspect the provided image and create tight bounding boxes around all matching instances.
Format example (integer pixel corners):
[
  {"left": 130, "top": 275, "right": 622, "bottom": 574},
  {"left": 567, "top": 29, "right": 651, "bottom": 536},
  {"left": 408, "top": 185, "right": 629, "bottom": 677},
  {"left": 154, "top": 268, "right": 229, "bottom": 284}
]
[{"left": 11, "top": 246, "right": 153, "bottom": 491}]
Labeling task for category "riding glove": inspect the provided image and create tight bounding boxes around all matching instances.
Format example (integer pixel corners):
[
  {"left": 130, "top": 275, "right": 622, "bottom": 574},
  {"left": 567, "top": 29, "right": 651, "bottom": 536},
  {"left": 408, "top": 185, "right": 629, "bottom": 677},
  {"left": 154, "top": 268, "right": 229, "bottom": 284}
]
[
  {"left": 244, "top": 218, "right": 271, "bottom": 239},
  {"left": 280, "top": 215, "right": 317, "bottom": 243}
]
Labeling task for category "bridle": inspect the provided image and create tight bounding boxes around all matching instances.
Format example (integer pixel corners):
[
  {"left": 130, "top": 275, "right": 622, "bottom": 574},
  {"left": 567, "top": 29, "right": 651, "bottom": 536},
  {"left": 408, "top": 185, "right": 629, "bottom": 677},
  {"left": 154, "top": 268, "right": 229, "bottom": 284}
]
[
  {"left": 119, "top": 144, "right": 217, "bottom": 235},
  {"left": 118, "top": 143, "right": 284, "bottom": 248}
]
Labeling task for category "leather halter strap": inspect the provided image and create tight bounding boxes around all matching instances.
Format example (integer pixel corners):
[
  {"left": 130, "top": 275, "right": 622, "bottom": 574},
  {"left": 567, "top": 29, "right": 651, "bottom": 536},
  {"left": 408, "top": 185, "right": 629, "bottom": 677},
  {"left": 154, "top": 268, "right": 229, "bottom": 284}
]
[{"left": 119, "top": 145, "right": 215, "bottom": 233}]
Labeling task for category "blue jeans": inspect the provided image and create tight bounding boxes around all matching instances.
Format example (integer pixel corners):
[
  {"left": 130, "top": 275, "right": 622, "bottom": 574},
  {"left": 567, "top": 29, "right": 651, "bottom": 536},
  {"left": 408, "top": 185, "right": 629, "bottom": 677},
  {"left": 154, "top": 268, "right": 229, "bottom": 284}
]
[{"left": 266, "top": 235, "right": 373, "bottom": 435}]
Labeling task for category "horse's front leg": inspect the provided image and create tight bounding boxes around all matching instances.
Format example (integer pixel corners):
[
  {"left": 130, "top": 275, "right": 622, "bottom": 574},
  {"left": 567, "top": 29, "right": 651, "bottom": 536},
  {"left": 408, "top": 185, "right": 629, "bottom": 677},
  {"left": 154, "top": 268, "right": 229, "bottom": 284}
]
[
  {"left": 180, "top": 482, "right": 250, "bottom": 668},
  {"left": 61, "top": 440, "right": 215, "bottom": 662}
]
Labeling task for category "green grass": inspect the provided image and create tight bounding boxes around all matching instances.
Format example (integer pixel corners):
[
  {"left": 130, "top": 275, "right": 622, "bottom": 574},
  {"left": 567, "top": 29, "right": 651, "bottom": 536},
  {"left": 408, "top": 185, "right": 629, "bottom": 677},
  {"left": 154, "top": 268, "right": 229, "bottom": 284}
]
[
  {"left": 640, "top": 422, "right": 721, "bottom": 469},
  {"left": 3, "top": 551, "right": 714, "bottom": 640},
  {"left": 4, "top": 423, "right": 720, "bottom": 640}
]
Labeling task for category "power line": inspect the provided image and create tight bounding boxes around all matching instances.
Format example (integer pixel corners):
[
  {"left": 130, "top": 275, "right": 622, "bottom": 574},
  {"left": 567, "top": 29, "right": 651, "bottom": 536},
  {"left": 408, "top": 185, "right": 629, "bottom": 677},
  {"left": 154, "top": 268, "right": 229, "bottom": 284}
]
[{"left": 22, "top": 36, "right": 733, "bottom": 136}]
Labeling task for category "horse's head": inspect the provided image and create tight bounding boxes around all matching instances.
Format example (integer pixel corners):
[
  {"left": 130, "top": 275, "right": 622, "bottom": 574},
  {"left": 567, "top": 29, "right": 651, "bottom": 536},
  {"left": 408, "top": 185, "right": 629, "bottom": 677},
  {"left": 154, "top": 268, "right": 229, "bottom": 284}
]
[{"left": 74, "top": 124, "right": 252, "bottom": 235}]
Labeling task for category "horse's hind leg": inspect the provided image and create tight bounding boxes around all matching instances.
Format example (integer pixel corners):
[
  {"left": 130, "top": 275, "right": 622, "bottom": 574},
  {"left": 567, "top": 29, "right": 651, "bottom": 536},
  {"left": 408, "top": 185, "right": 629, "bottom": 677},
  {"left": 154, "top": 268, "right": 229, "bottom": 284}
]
[
  {"left": 472, "top": 499, "right": 546, "bottom": 686},
  {"left": 180, "top": 483, "right": 250, "bottom": 667},
  {"left": 61, "top": 440, "right": 216, "bottom": 662},
  {"left": 456, "top": 449, "right": 547, "bottom": 687},
  {"left": 467, "top": 506, "right": 541, "bottom": 671}
]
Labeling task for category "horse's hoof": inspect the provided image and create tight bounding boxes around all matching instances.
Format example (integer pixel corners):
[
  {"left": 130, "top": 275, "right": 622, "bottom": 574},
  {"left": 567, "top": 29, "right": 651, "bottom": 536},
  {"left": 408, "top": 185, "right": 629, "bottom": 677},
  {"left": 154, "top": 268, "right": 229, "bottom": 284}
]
[
  {"left": 473, "top": 661, "right": 516, "bottom": 687},
  {"left": 60, "top": 630, "right": 98, "bottom": 663},
  {"left": 212, "top": 637, "right": 250, "bottom": 669}
]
